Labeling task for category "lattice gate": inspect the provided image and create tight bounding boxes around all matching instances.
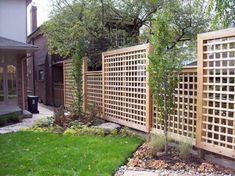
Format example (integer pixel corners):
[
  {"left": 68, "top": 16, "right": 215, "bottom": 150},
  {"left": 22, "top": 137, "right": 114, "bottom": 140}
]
[{"left": 197, "top": 28, "right": 235, "bottom": 159}]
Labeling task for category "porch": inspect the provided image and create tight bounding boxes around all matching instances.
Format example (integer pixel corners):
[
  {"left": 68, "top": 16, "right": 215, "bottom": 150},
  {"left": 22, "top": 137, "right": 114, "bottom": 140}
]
[
  {"left": 0, "top": 36, "right": 37, "bottom": 110},
  {"left": 0, "top": 105, "right": 21, "bottom": 116}
]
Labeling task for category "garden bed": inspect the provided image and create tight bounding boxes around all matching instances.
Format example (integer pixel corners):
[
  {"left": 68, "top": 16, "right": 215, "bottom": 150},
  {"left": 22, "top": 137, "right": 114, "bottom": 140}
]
[
  {"left": 0, "top": 112, "right": 21, "bottom": 126},
  {"left": 124, "top": 143, "right": 234, "bottom": 175}
]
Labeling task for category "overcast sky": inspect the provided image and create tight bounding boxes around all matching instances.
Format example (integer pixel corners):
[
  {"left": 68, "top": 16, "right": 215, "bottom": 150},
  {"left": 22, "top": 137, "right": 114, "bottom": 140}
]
[{"left": 27, "top": 0, "right": 52, "bottom": 35}]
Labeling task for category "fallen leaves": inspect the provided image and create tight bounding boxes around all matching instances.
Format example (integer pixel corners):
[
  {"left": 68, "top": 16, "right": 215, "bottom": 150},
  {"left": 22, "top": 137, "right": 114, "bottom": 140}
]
[
  {"left": 125, "top": 143, "right": 234, "bottom": 175},
  {"left": 198, "top": 162, "right": 215, "bottom": 173}
]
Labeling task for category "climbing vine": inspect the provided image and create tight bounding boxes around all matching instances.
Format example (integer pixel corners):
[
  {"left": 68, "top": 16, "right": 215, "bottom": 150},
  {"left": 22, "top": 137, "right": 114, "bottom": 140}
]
[{"left": 71, "top": 47, "right": 85, "bottom": 114}]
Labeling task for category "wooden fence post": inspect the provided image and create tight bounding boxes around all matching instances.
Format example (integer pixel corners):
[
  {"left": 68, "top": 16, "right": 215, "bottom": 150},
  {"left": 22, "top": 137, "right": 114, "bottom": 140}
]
[
  {"left": 102, "top": 52, "right": 105, "bottom": 118},
  {"left": 196, "top": 34, "right": 204, "bottom": 154},
  {"left": 146, "top": 43, "right": 154, "bottom": 133},
  {"left": 82, "top": 56, "right": 88, "bottom": 112}
]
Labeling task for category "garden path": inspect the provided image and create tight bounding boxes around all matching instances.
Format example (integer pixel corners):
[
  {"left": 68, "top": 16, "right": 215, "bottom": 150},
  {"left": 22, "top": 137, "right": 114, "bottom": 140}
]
[
  {"left": 0, "top": 104, "right": 54, "bottom": 134},
  {"left": 115, "top": 166, "right": 232, "bottom": 176}
]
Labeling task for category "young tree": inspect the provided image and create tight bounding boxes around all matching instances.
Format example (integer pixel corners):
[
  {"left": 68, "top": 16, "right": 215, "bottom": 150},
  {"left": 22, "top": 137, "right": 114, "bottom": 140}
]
[{"left": 148, "top": 0, "right": 208, "bottom": 154}]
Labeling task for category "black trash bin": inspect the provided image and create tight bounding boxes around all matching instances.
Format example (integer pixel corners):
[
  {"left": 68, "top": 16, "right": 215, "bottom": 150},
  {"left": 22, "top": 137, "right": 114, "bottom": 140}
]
[{"left": 28, "top": 96, "right": 39, "bottom": 113}]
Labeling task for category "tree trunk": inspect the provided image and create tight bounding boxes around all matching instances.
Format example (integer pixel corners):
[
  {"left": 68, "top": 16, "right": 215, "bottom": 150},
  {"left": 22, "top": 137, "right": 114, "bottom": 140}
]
[{"left": 164, "top": 94, "right": 168, "bottom": 154}]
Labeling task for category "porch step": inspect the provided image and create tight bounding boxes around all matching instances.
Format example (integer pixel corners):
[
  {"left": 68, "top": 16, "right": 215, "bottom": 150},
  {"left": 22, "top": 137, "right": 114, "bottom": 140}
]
[
  {"left": 22, "top": 110, "right": 32, "bottom": 118},
  {"left": 0, "top": 106, "right": 22, "bottom": 116}
]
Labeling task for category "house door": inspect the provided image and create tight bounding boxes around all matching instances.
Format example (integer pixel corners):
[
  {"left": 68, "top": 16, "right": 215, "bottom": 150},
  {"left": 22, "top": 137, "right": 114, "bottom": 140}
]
[
  {"left": 0, "top": 65, "right": 5, "bottom": 104},
  {"left": 0, "top": 61, "right": 17, "bottom": 105}
]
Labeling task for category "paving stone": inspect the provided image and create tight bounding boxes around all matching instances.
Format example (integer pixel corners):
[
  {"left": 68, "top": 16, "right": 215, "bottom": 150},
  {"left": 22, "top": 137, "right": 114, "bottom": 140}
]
[{"left": 96, "top": 122, "right": 121, "bottom": 133}]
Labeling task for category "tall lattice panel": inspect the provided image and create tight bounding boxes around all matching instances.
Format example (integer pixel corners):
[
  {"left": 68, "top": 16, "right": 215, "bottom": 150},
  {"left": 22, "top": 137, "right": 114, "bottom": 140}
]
[
  {"left": 86, "top": 71, "right": 103, "bottom": 109},
  {"left": 63, "top": 60, "right": 76, "bottom": 108},
  {"left": 102, "top": 44, "right": 151, "bottom": 132},
  {"left": 152, "top": 67, "right": 197, "bottom": 143},
  {"left": 197, "top": 29, "right": 235, "bottom": 159}
]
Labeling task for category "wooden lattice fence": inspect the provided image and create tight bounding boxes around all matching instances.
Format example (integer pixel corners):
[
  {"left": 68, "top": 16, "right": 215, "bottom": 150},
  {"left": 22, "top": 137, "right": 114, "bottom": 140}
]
[
  {"left": 152, "top": 66, "right": 197, "bottom": 144},
  {"left": 63, "top": 28, "right": 235, "bottom": 159},
  {"left": 63, "top": 59, "right": 75, "bottom": 109},
  {"left": 85, "top": 71, "right": 102, "bottom": 109},
  {"left": 102, "top": 44, "right": 152, "bottom": 132},
  {"left": 197, "top": 28, "right": 235, "bottom": 158}
]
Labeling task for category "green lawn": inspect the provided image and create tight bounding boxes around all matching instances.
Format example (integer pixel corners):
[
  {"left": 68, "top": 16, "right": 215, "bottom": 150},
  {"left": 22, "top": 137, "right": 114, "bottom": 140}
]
[{"left": 0, "top": 131, "right": 142, "bottom": 176}]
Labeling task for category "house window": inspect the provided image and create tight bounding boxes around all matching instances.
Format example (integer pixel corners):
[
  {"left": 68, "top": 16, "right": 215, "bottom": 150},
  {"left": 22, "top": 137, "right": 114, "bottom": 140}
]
[
  {"left": 38, "top": 70, "right": 44, "bottom": 80},
  {"left": 117, "top": 29, "right": 125, "bottom": 47}
]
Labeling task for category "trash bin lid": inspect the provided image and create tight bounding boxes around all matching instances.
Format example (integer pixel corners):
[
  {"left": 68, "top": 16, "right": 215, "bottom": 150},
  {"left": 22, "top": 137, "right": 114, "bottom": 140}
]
[{"left": 27, "top": 95, "right": 39, "bottom": 98}]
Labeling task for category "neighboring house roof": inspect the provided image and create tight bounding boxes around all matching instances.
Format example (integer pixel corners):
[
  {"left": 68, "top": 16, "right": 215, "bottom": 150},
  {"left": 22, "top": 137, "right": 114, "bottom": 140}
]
[
  {"left": 0, "top": 36, "right": 38, "bottom": 51},
  {"left": 27, "top": 26, "right": 41, "bottom": 41},
  {"left": 186, "top": 61, "right": 197, "bottom": 67}
]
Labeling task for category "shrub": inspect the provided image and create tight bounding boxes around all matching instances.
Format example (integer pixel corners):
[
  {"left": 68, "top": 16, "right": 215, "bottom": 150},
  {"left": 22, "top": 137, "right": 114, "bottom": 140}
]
[
  {"left": 35, "top": 116, "right": 54, "bottom": 128},
  {"left": 63, "top": 127, "right": 105, "bottom": 136},
  {"left": 119, "top": 127, "right": 135, "bottom": 136},
  {"left": 63, "top": 128, "right": 78, "bottom": 135},
  {"left": 82, "top": 103, "right": 101, "bottom": 124},
  {"left": 110, "top": 129, "right": 118, "bottom": 136},
  {"left": 177, "top": 140, "right": 193, "bottom": 160},
  {"left": 149, "top": 134, "right": 165, "bottom": 156},
  {"left": 0, "top": 112, "right": 21, "bottom": 126},
  {"left": 69, "top": 120, "right": 85, "bottom": 129},
  {"left": 25, "top": 126, "right": 54, "bottom": 133}
]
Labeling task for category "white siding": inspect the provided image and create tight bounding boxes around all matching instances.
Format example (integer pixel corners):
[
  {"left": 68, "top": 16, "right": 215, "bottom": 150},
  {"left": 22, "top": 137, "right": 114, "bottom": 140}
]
[{"left": 0, "top": 0, "right": 27, "bottom": 43}]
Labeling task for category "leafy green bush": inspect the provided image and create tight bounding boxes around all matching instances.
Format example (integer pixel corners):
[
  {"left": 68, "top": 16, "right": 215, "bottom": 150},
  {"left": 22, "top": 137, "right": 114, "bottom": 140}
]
[
  {"left": 63, "top": 128, "right": 78, "bottom": 135},
  {"left": 0, "top": 112, "right": 21, "bottom": 126},
  {"left": 63, "top": 127, "right": 105, "bottom": 136},
  {"left": 110, "top": 129, "right": 118, "bottom": 136},
  {"left": 35, "top": 116, "right": 54, "bottom": 128},
  {"left": 69, "top": 120, "right": 85, "bottom": 129},
  {"left": 177, "top": 140, "right": 193, "bottom": 159},
  {"left": 149, "top": 134, "right": 165, "bottom": 156},
  {"left": 119, "top": 127, "right": 135, "bottom": 136},
  {"left": 24, "top": 126, "right": 54, "bottom": 133}
]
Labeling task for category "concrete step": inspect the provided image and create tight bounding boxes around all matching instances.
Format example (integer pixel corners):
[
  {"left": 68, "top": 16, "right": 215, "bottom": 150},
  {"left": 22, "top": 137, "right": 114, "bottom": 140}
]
[{"left": 22, "top": 110, "right": 32, "bottom": 118}]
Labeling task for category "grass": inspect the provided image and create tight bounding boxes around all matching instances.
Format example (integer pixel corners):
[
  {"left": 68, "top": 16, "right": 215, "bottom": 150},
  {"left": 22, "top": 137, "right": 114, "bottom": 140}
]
[{"left": 0, "top": 131, "right": 142, "bottom": 176}]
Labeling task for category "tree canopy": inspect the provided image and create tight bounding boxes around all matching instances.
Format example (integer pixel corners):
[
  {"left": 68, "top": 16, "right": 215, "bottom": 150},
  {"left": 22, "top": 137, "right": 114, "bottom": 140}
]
[
  {"left": 43, "top": 0, "right": 164, "bottom": 61},
  {"left": 209, "top": 0, "right": 235, "bottom": 28}
]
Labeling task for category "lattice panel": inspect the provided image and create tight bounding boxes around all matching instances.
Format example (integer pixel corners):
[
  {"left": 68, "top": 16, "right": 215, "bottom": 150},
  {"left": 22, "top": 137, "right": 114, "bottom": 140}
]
[
  {"left": 152, "top": 68, "right": 197, "bottom": 143},
  {"left": 198, "top": 35, "right": 235, "bottom": 158},
  {"left": 86, "top": 71, "right": 102, "bottom": 108},
  {"left": 63, "top": 60, "right": 76, "bottom": 108},
  {"left": 103, "top": 44, "right": 150, "bottom": 132}
]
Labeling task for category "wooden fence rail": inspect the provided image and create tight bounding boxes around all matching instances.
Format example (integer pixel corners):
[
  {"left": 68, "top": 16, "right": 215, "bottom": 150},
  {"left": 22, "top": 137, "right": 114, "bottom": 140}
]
[{"left": 63, "top": 28, "right": 235, "bottom": 159}]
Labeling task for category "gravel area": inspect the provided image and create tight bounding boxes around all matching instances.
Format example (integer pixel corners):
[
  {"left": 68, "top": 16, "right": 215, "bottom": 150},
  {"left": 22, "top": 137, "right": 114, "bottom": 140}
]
[
  {"left": 0, "top": 104, "right": 54, "bottom": 134},
  {"left": 115, "top": 166, "right": 234, "bottom": 176}
]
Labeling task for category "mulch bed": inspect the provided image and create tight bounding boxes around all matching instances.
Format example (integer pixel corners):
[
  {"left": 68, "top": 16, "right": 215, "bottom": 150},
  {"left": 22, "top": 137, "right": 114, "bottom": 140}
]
[{"left": 127, "top": 143, "right": 234, "bottom": 175}]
